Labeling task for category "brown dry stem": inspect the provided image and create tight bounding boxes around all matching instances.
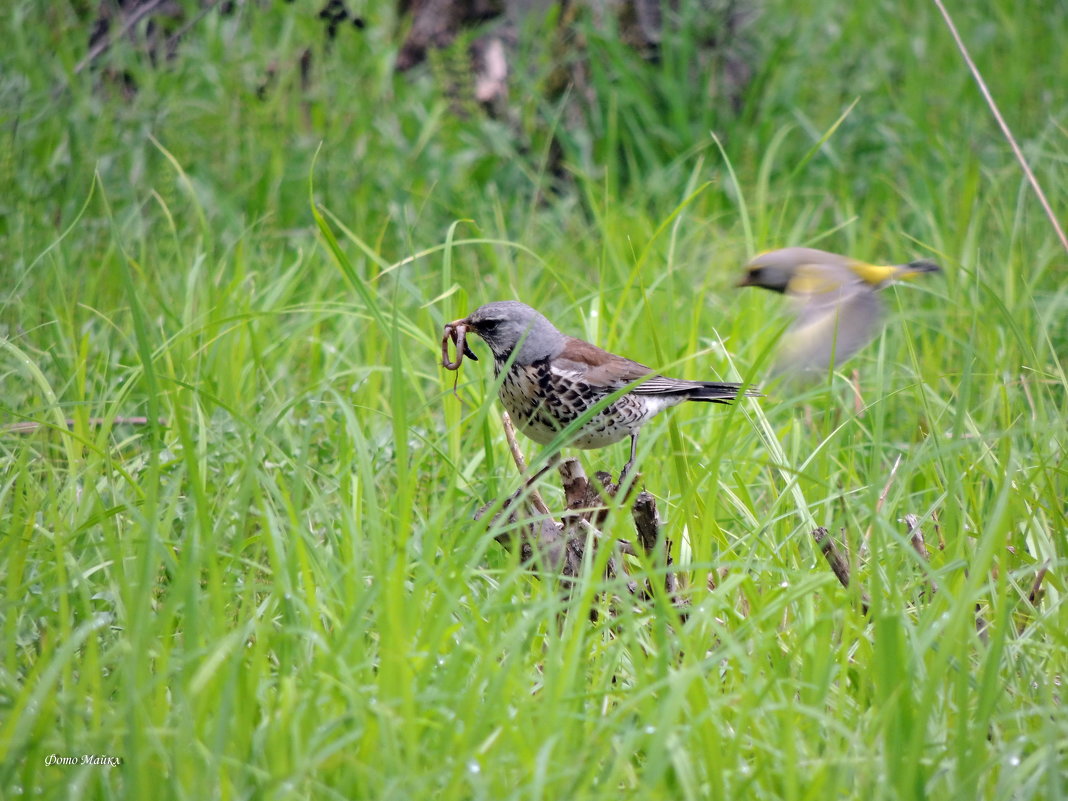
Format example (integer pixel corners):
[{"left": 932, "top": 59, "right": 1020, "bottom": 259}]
[
  {"left": 815, "top": 514, "right": 992, "bottom": 642},
  {"left": 813, "top": 527, "right": 870, "bottom": 615},
  {"left": 1029, "top": 562, "right": 1050, "bottom": 607}
]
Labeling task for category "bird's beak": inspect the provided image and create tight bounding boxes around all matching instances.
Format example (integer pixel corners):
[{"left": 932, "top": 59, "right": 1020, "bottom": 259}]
[
  {"left": 736, "top": 273, "right": 755, "bottom": 288},
  {"left": 446, "top": 318, "right": 479, "bottom": 360}
]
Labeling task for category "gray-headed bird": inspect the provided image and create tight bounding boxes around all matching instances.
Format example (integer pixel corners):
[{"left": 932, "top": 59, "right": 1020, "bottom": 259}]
[
  {"left": 738, "top": 247, "right": 940, "bottom": 374},
  {"left": 445, "top": 301, "right": 758, "bottom": 479}
]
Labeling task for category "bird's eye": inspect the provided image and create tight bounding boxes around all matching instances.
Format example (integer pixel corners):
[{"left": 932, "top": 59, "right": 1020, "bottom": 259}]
[{"left": 480, "top": 318, "right": 502, "bottom": 331}]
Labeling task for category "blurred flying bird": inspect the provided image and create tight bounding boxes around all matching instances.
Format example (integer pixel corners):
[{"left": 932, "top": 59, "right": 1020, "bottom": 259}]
[{"left": 738, "top": 247, "right": 940, "bottom": 374}]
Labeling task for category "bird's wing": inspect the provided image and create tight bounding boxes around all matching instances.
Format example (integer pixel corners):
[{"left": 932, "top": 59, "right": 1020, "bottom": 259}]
[
  {"left": 554, "top": 337, "right": 652, "bottom": 388},
  {"left": 781, "top": 263, "right": 884, "bottom": 371},
  {"left": 556, "top": 336, "right": 715, "bottom": 395}
]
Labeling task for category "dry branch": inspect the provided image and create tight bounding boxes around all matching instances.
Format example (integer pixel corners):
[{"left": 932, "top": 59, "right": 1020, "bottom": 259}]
[
  {"left": 630, "top": 490, "right": 679, "bottom": 597},
  {"left": 478, "top": 413, "right": 677, "bottom": 602},
  {"left": 975, "top": 605, "right": 990, "bottom": 644},
  {"left": 1029, "top": 562, "right": 1050, "bottom": 607},
  {"left": 903, "top": 513, "right": 931, "bottom": 561},
  {"left": 903, "top": 513, "right": 938, "bottom": 598},
  {"left": 813, "top": 527, "right": 870, "bottom": 614},
  {"left": 815, "top": 514, "right": 995, "bottom": 643},
  {"left": 631, "top": 491, "right": 659, "bottom": 554},
  {"left": 501, "top": 412, "right": 551, "bottom": 517},
  {"left": 931, "top": 508, "right": 945, "bottom": 550}
]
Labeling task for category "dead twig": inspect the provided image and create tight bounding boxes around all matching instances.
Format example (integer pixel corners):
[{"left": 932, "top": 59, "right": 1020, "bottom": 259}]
[
  {"left": 1028, "top": 561, "right": 1050, "bottom": 608},
  {"left": 559, "top": 457, "right": 601, "bottom": 517},
  {"left": 631, "top": 490, "right": 678, "bottom": 596},
  {"left": 473, "top": 419, "right": 675, "bottom": 607},
  {"left": 813, "top": 527, "right": 870, "bottom": 614},
  {"left": 1010, "top": 560, "right": 1053, "bottom": 637},
  {"left": 975, "top": 604, "right": 989, "bottom": 644},
  {"left": 812, "top": 527, "right": 853, "bottom": 587},
  {"left": 501, "top": 412, "right": 551, "bottom": 518},
  {"left": 875, "top": 454, "right": 902, "bottom": 516},
  {"left": 631, "top": 490, "right": 660, "bottom": 554},
  {"left": 903, "top": 512, "right": 939, "bottom": 599},
  {"left": 473, "top": 414, "right": 554, "bottom": 530},
  {"left": 556, "top": 459, "right": 638, "bottom": 552},
  {"left": 932, "top": 508, "right": 945, "bottom": 551},
  {"left": 905, "top": 513, "right": 987, "bottom": 642},
  {"left": 903, "top": 513, "right": 931, "bottom": 561},
  {"left": 5, "top": 416, "right": 165, "bottom": 434}
]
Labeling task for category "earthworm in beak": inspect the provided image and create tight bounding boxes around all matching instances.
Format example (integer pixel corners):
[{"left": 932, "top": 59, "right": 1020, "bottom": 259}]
[{"left": 442, "top": 319, "right": 478, "bottom": 371}]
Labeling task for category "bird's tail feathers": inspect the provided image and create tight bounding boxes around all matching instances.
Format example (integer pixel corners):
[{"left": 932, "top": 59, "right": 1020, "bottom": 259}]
[
  {"left": 688, "top": 381, "right": 761, "bottom": 404},
  {"left": 898, "top": 259, "right": 941, "bottom": 277}
]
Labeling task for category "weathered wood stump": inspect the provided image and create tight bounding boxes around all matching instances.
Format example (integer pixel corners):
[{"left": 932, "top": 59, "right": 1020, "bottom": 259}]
[{"left": 475, "top": 413, "right": 682, "bottom": 605}]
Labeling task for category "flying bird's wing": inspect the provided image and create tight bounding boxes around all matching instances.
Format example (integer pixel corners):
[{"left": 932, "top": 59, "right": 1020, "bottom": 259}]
[{"left": 779, "top": 261, "right": 884, "bottom": 373}]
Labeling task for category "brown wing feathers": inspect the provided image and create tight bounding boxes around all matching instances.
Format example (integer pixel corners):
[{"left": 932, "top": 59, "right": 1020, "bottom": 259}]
[{"left": 558, "top": 337, "right": 744, "bottom": 402}]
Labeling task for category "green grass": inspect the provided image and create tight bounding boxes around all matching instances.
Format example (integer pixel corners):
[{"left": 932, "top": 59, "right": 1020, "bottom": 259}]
[{"left": 1, "top": 1, "right": 1066, "bottom": 798}]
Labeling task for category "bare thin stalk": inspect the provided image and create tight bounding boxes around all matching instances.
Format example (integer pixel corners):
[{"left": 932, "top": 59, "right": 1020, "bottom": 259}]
[
  {"left": 932, "top": 0, "right": 1068, "bottom": 253},
  {"left": 501, "top": 412, "right": 551, "bottom": 517}
]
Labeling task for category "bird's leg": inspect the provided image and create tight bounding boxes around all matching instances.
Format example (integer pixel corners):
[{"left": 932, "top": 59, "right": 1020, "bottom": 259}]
[{"left": 619, "top": 433, "right": 639, "bottom": 483}]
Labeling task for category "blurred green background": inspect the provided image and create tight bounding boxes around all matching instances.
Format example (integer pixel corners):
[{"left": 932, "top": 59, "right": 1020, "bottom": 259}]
[{"left": 1, "top": 1, "right": 1065, "bottom": 798}]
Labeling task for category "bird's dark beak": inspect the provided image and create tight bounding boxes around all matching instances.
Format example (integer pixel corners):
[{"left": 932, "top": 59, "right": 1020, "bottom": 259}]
[{"left": 736, "top": 273, "right": 755, "bottom": 288}]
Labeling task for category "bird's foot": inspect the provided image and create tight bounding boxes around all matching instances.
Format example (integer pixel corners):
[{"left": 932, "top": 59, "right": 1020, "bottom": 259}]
[{"left": 618, "top": 461, "right": 640, "bottom": 487}]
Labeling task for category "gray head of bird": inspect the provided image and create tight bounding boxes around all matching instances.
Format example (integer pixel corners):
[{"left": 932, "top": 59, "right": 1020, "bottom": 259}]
[
  {"left": 460, "top": 301, "right": 565, "bottom": 364},
  {"left": 737, "top": 253, "right": 796, "bottom": 293}
]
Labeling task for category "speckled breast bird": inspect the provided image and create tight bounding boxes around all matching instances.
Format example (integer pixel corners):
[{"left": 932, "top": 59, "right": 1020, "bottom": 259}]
[
  {"left": 448, "top": 301, "right": 757, "bottom": 478},
  {"left": 738, "top": 247, "right": 940, "bottom": 373}
]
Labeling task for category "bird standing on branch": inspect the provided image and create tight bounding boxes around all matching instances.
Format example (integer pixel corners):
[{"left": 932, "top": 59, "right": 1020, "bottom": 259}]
[{"left": 443, "top": 301, "right": 757, "bottom": 481}]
